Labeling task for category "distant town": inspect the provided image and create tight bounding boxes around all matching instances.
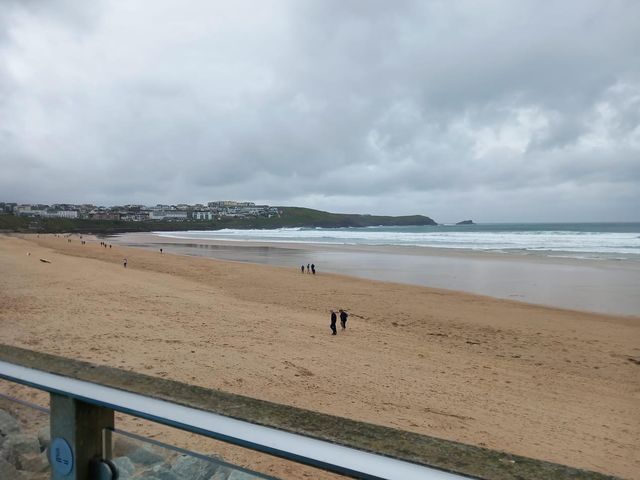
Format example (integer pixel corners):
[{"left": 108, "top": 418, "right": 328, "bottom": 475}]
[{"left": 0, "top": 201, "right": 280, "bottom": 222}]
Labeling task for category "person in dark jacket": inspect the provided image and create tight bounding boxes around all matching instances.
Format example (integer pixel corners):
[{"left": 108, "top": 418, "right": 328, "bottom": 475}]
[
  {"left": 339, "top": 309, "right": 348, "bottom": 330},
  {"left": 330, "top": 310, "right": 337, "bottom": 335}
]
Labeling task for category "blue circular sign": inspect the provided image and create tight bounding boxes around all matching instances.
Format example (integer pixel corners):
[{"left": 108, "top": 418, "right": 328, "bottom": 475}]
[{"left": 50, "top": 437, "right": 74, "bottom": 476}]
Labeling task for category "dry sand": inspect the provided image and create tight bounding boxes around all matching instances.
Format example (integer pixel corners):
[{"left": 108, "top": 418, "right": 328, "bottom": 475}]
[{"left": 0, "top": 233, "right": 638, "bottom": 479}]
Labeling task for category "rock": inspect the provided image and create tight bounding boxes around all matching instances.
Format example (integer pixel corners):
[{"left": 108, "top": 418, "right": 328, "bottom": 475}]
[
  {"left": 127, "top": 445, "right": 165, "bottom": 466},
  {"left": 456, "top": 220, "right": 474, "bottom": 225},
  {"left": 113, "top": 436, "right": 139, "bottom": 457},
  {"left": 210, "top": 466, "right": 232, "bottom": 480},
  {"left": 138, "top": 461, "right": 179, "bottom": 480},
  {"left": 1, "top": 433, "right": 41, "bottom": 469},
  {"left": 227, "top": 470, "right": 263, "bottom": 480},
  {"left": 17, "top": 450, "right": 49, "bottom": 472},
  {"left": 0, "top": 457, "right": 27, "bottom": 480},
  {"left": 113, "top": 435, "right": 163, "bottom": 465},
  {"left": 23, "top": 473, "right": 49, "bottom": 480},
  {"left": 0, "top": 410, "right": 21, "bottom": 441},
  {"left": 113, "top": 456, "right": 136, "bottom": 478},
  {"left": 170, "top": 454, "right": 219, "bottom": 480},
  {"left": 37, "top": 426, "right": 50, "bottom": 452}
]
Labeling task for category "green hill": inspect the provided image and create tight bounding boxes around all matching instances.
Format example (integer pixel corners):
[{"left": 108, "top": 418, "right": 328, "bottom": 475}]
[
  {"left": 266, "top": 207, "right": 437, "bottom": 228},
  {"left": 0, "top": 208, "right": 436, "bottom": 234},
  {"left": 0, "top": 214, "right": 30, "bottom": 232}
]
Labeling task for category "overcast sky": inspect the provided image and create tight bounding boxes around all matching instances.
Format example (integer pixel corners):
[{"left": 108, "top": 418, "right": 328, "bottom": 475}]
[{"left": 1, "top": 1, "right": 639, "bottom": 222}]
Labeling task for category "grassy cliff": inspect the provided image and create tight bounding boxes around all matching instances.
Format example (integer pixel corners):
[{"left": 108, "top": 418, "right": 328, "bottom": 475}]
[
  {"left": 0, "top": 208, "right": 436, "bottom": 234},
  {"left": 0, "top": 214, "right": 30, "bottom": 232}
]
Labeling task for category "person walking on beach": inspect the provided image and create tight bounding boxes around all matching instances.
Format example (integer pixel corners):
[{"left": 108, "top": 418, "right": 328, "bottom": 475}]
[
  {"left": 307, "top": 263, "right": 310, "bottom": 274},
  {"left": 123, "top": 258, "right": 127, "bottom": 268},
  {"left": 311, "top": 263, "right": 316, "bottom": 274},
  {"left": 339, "top": 309, "right": 348, "bottom": 330},
  {"left": 160, "top": 248, "right": 163, "bottom": 254},
  {"left": 330, "top": 310, "right": 337, "bottom": 335},
  {"left": 301, "top": 265, "right": 305, "bottom": 274}
]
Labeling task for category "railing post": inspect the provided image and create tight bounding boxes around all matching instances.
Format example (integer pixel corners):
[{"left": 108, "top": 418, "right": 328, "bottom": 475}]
[{"left": 49, "top": 393, "right": 114, "bottom": 480}]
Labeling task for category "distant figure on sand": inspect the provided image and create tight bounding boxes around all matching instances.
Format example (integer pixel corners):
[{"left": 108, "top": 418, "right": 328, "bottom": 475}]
[
  {"left": 307, "top": 264, "right": 310, "bottom": 274},
  {"left": 123, "top": 258, "right": 127, "bottom": 268},
  {"left": 311, "top": 263, "right": 316, "bottom": 274},
  {"left": 330, "top": 310, "right": 337, "bottom": 335},
  {"left": 160, "top": 248, "right": 163, "bottom": 253},
  {"left": 339, "top": 309, "right": 348, "bottom": 330},
  {"left": 301, "top": 265, "right": 305, "bottom": 274}
]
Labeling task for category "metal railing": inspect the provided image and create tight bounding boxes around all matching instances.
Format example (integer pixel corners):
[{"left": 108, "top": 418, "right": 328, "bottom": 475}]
[
  {"left": 0, "top": 344, "right": 620, "bottom": 480},
  {"left": 0, "top": 359, "right": 468, "bottom": 480}
]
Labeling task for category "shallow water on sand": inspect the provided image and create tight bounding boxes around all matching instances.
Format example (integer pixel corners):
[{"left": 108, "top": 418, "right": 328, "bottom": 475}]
[{"left": 114, "top": 236, "right": 640, "bottom": 317}]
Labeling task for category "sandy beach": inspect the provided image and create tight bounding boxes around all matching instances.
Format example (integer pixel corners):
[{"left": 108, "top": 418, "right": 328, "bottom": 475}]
[{"left": 0, "top": 233, "right": 638, "bottom": 479}]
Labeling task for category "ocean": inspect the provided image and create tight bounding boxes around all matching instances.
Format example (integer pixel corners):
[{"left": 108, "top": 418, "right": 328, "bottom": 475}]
[
  {"left": 154, "top": 223, "right": 640, "bottom": 260},
  {"left": 116, "top": 223, "right": 640, "bottom": 315}
]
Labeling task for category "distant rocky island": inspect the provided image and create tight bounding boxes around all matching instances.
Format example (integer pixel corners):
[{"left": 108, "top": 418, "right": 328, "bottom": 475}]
[{"left": 456, "top": 220, "right": 474, "bottom": 225}]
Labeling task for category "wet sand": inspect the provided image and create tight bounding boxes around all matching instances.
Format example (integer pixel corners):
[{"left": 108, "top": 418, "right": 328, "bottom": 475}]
[
  {"left": 0, "top": 233, "right": 638, "bottom": 478},
  {"left": 114, "top": 232, "right": 640, "bottom": 317}
]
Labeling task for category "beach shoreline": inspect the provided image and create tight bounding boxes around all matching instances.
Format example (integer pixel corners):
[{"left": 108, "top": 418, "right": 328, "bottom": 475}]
[
  {"left": 112, "top": 232, "right": 640, "bottom": 317},
  {"left": 115, "top": 231, "right": 640, "bottom": 263},
  {"left": 1, "top": 233, "right": 638, "bottom": 479}
]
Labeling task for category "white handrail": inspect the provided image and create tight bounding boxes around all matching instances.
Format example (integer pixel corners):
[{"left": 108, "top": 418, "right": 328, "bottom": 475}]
[{"left": 0, "top": 360, "right": 471, "bottom": 480}]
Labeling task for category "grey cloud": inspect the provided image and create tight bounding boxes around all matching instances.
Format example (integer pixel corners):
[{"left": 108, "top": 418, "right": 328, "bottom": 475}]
[{"left": 0, "top": 0, "right": 639, "bottom": 221}]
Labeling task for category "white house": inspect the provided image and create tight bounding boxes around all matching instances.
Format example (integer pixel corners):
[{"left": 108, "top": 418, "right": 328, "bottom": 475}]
[
  {"left": 193, "top": 211, "right": 214, "bottom": 221},
  {"left": 49, "top": 210, "right": 78, "bottom": 219},
  {"left": 149, "top": 210, "right": 188, "bottom": 220}
]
